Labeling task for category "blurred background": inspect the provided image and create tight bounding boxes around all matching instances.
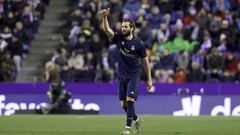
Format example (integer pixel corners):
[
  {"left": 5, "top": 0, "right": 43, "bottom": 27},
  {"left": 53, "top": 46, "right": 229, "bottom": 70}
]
[{"left": 0, "top": 0, "right": 240, "bottom": 116}]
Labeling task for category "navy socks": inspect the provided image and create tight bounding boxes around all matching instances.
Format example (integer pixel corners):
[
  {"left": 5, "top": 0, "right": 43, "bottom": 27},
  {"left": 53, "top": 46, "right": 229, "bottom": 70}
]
[{"left": 126, "top": 100, "right": 138, "bottom": 127}]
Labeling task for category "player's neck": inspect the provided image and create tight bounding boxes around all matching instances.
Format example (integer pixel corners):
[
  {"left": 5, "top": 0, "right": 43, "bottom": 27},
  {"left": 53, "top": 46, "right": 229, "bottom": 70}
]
[{"left": 124, "top": 33, "right": 133, "bottom": 41}]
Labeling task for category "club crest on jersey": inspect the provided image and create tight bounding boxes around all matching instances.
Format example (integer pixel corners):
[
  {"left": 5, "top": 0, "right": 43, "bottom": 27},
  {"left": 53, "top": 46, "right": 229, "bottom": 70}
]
[{"left": 131, "top": 45, "right": 135, "bottom": 51}]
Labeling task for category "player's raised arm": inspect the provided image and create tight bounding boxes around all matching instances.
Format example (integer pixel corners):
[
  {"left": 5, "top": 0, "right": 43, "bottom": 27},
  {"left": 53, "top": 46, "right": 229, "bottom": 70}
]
[
  {"left": 99, "top": 10, "right": 105, "bottom": 31},
  {"left": 99, "top": 8, "right": 114, "bottom": 39},
  {"left": 142, "top": 57, "right": 153, "bottom": 91}
]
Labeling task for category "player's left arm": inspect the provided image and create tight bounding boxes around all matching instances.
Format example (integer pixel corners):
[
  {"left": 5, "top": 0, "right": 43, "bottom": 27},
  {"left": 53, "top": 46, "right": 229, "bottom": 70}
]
[{"left": 142, "top": 57, "right": 153, "bottom": 91}]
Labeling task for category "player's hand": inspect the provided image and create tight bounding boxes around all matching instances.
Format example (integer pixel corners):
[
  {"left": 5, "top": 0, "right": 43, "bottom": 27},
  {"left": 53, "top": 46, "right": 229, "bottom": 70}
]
[
  {"left": 147, "top": 80, "right": 155, "bottom": 93},
  {"left": 100, "top": 8, "right": 110, "bottom": 17},
  {"left": 105, "top": 8, "right": 110, "bottom": 16}
]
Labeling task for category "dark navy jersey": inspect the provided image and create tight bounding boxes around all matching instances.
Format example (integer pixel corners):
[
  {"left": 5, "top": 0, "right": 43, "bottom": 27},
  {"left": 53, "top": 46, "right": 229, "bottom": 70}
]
[{"left": 112, "top": 32, "right": 147, "bottom": 79}]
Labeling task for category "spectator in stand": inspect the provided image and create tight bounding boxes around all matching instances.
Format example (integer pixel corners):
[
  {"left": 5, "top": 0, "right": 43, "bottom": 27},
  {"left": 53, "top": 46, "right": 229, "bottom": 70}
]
[
  {"left": 219, "top": 19, "right": 236, "bottom": 51},
  {"left": 188, "top": 61, "right": 205, "bottom": 82},
  {"left": 234, "top": 63, "right": 240, "bottom": 82},
  {"left": 156, "top": 21, "right": 170, "bottom": 45},
  {"left": 7, "top": 35, "right": 23, "bottom": 73},
  {"left": 52, "top": 48, "right": 68, "bottom": 68},
  {"left": 60, "top": 62, "right": 74, "bottom": 82},
  {"left": 21, "top": 5, "right": 35, "bottom": 33},
  {"left": 122, "top": 0, "right": 141, "bottom": 19},
  {"left": 217, "top": 33, "right": 228, "bottom": 53},
  {"left": 174, "top": 67, "right": 187, "bottom": 83},
  {"left": 206, "top": 48, "right": 225, "bottom": 82},
  {"left": 56, "top": 35, "right": 72, "bottom": 56},
  {"left": 154, "top": 48, "right": 175, "bottom": 82},
  {"left": 101, "top": 50, "right": 114, "bottom": 82},
  {"left": 191, "top": 50, "right": 205, "bottom": 68},
  {"left": 0, "top": 51, "right": 15, "bottom": 81},
  {"left": 199, "top": 31, "right": 212, "bottom": 54},
  {"left": 73, "top": 34, "right": 89, "bottom": 54},
  {"left": 0, "top": 37, "right": 8, "bottom": 52},
  {"left": 68, "top": 50, "right": 84, "bottom": 81},
  {"left": 137, "top": 20, "right": 153, "bottom": 48},
  {"left": 222, "top": 52, "right": 238, "bottom": 81},
  {"left": 196, "top": 9, "right": 210, "bottom": 30},
  {"left": 146, "top": 5, "right": 163, "bottom": 29},
  {"left": 69, "top": 9, "right": 84, "bottom": 28},
  {"left": 4, "top": 11, "right": 16, "bottom": 29},
  {"left": 89, "top": 33, "right": 105, "bottom": 70},
  {"left": 108, "top": 0, "right": 123, "bottom": 25},
  {"left": 0, "top": 26, "right": 12, "bottom": 43},
  {"left": 177, "top": 51, "right": 190, "bottom": 70},
  {"left": 75, "top": 53, "right": 95, "bottom": 82},
  {"left": 14, "top": 21, "right": 31, "bottom": 53},
  {"left": 184, "top": 20, "right": 201, "bottom": 41},
  {"left": 29, "top": 0, "right": 46, "bottom": 20}
]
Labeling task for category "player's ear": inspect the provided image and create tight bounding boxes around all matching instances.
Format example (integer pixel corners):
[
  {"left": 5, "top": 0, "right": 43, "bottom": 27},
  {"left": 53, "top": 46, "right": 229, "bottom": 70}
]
[{"left": 131, "top": 26, "right": 135, "bottom": 33}]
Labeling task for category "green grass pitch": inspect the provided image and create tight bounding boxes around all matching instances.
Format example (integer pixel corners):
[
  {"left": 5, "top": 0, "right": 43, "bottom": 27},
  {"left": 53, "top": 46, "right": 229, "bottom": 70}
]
[{"left": 0, "top": 115, "right": 240, "bottom": 135}]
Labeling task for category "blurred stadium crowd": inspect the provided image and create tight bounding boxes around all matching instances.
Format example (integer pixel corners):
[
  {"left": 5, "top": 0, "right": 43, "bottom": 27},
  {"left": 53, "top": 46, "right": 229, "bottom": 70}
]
[
  {"left": 0, "top": 0, "right": 49, "bottom": 81},
  {"left": 1, "top": 0, "right": 240, "bottom": 83}
]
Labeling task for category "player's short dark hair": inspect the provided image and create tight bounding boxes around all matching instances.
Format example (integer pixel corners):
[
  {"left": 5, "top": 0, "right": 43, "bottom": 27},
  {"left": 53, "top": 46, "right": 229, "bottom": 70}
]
[{"left": 122, "top": 19, "right": 136, "bottom": 32}]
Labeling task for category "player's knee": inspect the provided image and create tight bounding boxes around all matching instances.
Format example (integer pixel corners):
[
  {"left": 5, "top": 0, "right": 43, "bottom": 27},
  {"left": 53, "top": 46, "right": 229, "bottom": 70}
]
[{"left": 126, "top": 96, "right": 135, "bottom": 102}]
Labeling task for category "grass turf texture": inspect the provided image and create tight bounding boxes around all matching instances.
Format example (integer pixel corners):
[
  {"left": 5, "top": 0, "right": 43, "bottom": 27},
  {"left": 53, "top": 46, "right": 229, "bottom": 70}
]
[{"left": 0, "top": 115, "right": 240, "bottom": 135}]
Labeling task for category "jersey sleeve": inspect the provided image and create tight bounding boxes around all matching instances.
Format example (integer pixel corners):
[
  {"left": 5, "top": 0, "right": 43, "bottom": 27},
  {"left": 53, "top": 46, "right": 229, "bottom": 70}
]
[{"left": 138, "top": 40, "right": 147, "bottom": 58}]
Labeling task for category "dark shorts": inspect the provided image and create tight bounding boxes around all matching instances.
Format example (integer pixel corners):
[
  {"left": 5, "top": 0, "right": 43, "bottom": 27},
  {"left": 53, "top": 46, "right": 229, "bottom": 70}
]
[{"left": 118, "top": 77, "right": 139, "bottom": 101}]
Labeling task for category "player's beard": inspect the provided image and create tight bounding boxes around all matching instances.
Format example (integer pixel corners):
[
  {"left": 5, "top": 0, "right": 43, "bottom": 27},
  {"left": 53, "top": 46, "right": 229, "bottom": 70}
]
[{"left": 123, "top": 31, "right": 131, "bottom": 37}]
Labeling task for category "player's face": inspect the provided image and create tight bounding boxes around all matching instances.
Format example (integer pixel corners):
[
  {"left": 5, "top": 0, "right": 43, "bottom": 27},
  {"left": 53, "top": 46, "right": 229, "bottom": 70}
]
[{"left": 121, "top": 22, "right": 132, "bottom": 37}]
